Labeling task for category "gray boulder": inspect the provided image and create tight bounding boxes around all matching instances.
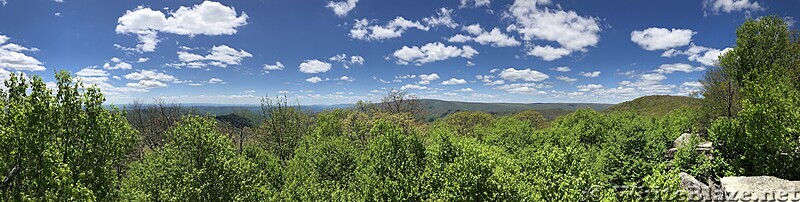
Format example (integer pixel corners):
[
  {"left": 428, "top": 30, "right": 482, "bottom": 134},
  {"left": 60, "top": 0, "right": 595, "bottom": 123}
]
[
  {"left": 680, "top": 172, "right": 712, "bottom": 201},
  {"left": 674, "top": 133, "right": 695, "bottom": 148},
  {"left": 696, "top": 141, "right": 713, "bottom": 152},
  {"left": 721, "top": 176, "right": 800, "bottom": 201}
]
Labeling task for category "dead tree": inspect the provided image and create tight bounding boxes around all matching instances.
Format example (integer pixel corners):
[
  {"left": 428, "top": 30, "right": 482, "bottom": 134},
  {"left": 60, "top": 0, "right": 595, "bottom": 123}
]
[{"left": 380, "top": 89, "right": 427, "bottom": 120}]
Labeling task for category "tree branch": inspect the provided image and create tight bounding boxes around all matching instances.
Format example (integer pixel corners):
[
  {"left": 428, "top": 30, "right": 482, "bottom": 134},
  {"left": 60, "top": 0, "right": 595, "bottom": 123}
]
[{"left": 0, "top": 164, "right": 20, "bottom": 191}]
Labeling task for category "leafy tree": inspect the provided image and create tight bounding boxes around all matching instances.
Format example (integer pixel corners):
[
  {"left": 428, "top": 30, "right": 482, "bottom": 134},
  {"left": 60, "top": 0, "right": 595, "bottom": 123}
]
[
  {"left": 722, "top": 16, "right": 799, "bottom": 88},
  {"left": 659, "top": 106, "right": 701, "bottom": 135},
  {"left": 699, "top": 65, "right": 741, "bottom": 128},
  {"left": 546, "top": 109, "right": 608, "bottom": 146},
  {"left": 240, "top": 146, "right": 283, "bottom": 199},
  {"left": 255, "top": 96, "right": 312, "bottom": 162},
  {"left": 478, "top": 116, "right": 537, "bottom": 154},
  {"left": 511, "top": 109, "right": 548, "bottom": 129},
  {"left": 423, "top": 130, "right": 524, "bottom": 201},
  {"left": 516, "top": 145, "right": 598, "bottom": 201},
  {"left": 216, "top": 112, "right": 255, "bottom": 153},
  {"left": 120, "top": 115, "right": 278, "bottom": 201},
  {"left": 709, "top": 16, "right": 800, "bottom": 180},
  {"left": 640, "top": 162, "right": 685, "bottom": 201},
  {"left": 356, "top": 120, "right": 426, "bottom": 201},
  {"left": 313, "top": 106, "right": 418, "bottom": 148},
  {"left": 281, "top": 135, "right": 358, "bottom": 200},
  {"left": 441, "top": 111, "right": 494, "bottom": 138},
  {"left": 0, "top": 71, "right": 137, "bottom": 201},
  {"left": 670, "top": 135, "right": 715, "bottom": 179}
]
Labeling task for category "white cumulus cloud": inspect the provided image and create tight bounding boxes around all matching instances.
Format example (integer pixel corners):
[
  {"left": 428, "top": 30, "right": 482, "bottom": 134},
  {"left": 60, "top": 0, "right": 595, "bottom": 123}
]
[
  {"left": 76, "top": 67, "right": 108, "bottom": 77},
  {"left": 326, "top": 0, "right": 359, "bottom": 17},
  {"left": 350, "top": 17, "right": 429, "bottom": 41},
  {"left": 631, "top": 28, "right": 696, "bottom": 51},
  {"left": 527, "top": 45, "right": 570, "bottom": 61},
  {"left": 654, "top": 63, "right": 705, "bottom": 74},
  {"left": 0, "top": 35, "right": 45, "bottom": 71},
  {"left": 127, "top": 80, "right": 167, "bottom": 89},
  {"left": 663, "top": 44, "right": 732, "bottom": 66},
  {"left": 550, "top": 66, "right": 571, "bottom": 72},
  {"left": 508, "top": 0, "right": 601, "bottom": 61},
  {"left": 703, "top": 0, "right": 764, "bottom": 15},
  {"left": 456, "top": 88, "right": 474, "bottom": 92},
  {"left": 209, "top": 77, "right": 225, "bottom": 84},
  {"left": 499, "top": 68, "right": 549, "bottom": 82},
  {"left": 460, "top": 0, "right": 491, "bottom": 8},
  {"left": 555, "top": 76, "right": 577, "bottom": 83},
  {"left": 683, "top": 81, "right": 703, "bottom": 88},
  {"left": 441, "top": 78, "right": 467, "bottom": 85},
  {"left": 263, "top": 61, "right": 285, "bottom": 72},
  {"left": 177, "top": 45, "right": 252, "bottom": 68},
  {"left": 299, "top": 59, "right": 332, "bottom": 73},
  {"left": 338, "top": 76, "right": 354, "bottom": 82},
  {"left": 393, "top": 42, "right": 478, "bottom": 65},
  {"left": 306, "top": 76, "right": 323, "bottom": 83},
  {"left": 418, "top": 73, "right": 440, "bottom": 84},
  {"left": 115, "top": 1, "right": 248, "bottom": 52},
  {"left": 424, "top": 8, "right": 458, "bottom": 28},
  {"left": 494, "top": 83, "right": 549, "bottom": 94},
  {"left": 103, "top": 57, "right": 133, "bottom": 70},
  {"left": 329, "top": 54, "right": 364, "bottom": 68},
  {"left": 124, "top": 70, "right": 177, "bottom": 82},
  {"left": 448, "top": 24, "right": 521, "bottom": 47},
  {"left": 401, "top": 84, "right": 428, "bottom": 90},
  {"left": 579, "top": 71, "right": 601, "bottom": 78},
  {"left": 577, "top": 84, "right": 603, "bottom": 92}
]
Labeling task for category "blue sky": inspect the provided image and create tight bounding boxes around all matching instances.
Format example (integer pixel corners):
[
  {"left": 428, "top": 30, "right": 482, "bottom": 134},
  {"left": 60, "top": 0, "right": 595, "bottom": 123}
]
[{"left": 0, "top": 0, "right": 797, "bottom": 105}]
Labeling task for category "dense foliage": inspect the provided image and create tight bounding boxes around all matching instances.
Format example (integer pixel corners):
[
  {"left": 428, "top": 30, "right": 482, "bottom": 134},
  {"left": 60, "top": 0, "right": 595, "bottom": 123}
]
[
  {"left": 0, "top": 16, "right": 798, "bottom": 201},
  {"left": 706, "top": 16, "right": 800, "bottom": 180},
  {"left": 0, "top": 72, "right": 137, "bottom": 201}
]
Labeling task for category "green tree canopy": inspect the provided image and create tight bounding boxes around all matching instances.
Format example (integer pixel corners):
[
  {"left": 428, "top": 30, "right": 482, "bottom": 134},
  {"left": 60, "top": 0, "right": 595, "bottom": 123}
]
[
  {"left": 120, "top": 115, "right": 280, "bottom": 201},
  {"left": 710, "top": 16, "right": 800, "bottom": 180},
  {"left": 0, "top": 71, "right": 137, "bottom": 201}
]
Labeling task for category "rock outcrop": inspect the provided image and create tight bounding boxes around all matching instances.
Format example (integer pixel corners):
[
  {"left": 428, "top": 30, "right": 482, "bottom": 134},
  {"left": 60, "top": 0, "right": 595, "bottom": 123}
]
[
  {"left": 674, "top": 133, "right": 694, "bottom": 148},
  {"left": 680, "top": 172, "right": 712, "bottom": 200},
  {"left": 670, "top": 132, "right": 800, "bottom": 201},
  {"left": 721, "top": 176, "right": 800, "bottom": 201},
  {"left": 666, "top": 132, "right": 714, "bottom": 159}
]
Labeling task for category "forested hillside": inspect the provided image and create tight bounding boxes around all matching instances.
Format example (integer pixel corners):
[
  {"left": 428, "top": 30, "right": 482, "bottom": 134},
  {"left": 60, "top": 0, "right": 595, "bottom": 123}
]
[
  {"left": 155, "top": 99, "right": 611, "bottom": 123},
  {"left": 604, "top": 95, "right": 701, "bottom": 117},
  {"left": 419, "top": 99, "right": 612, "bottom": 121},
  {"left": 1, "top": 16, "right": 798, "bottom": 201}
]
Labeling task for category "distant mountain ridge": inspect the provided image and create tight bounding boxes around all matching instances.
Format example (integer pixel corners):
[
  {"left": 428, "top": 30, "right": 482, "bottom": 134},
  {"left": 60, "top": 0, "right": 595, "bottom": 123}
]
[
  {"left": 603, "top": 95, "right": 701, "bottom": 117},
  {"left": 418, "top": 99, "right": 613, "bottom": 120},
  {"left": 116, "top": 99, "right": 619, "bottom": 121}
]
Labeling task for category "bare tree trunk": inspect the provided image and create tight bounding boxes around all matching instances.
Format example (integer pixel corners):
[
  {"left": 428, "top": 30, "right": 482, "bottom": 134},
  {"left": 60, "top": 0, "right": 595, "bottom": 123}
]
[
  {"left": 239, "top": 129, "right": 243, "bottom": 154},
  {"left": 0, "top": 164, "right": 20, "bottom": 191},
  {"left": 727, "top": 80, "right": 733, "bottom": 118}
]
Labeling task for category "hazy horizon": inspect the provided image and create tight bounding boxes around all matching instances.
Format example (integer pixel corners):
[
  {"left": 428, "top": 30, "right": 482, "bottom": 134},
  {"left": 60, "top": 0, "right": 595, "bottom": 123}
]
[{"left": 106, "top": 97, "right": 623, "bottom": 106}]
